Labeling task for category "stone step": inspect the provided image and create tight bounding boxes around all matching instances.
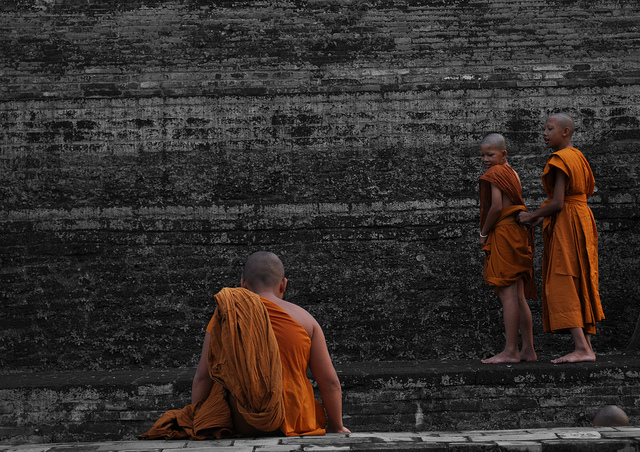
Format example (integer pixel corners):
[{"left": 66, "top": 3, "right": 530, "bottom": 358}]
[
  {"left": 2, "top": 429, "right": 640, "bottom": 452},
  {"left": 1, "top": 353, "right": 638, "bottom": 444}
]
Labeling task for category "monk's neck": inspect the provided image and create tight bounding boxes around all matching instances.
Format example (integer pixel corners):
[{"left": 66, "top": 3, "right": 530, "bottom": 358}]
[
  {"left": 553, "top": 141, "right": 572, "bottom": 152},
  {"left": 252, "top": 290, "right": 284, "bottom": 304}
]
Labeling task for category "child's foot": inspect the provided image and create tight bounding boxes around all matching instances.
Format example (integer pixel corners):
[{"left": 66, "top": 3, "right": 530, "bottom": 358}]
[
  {"left": 481, "top": 350, "right": 521, "bottom": 364},
  {"left": 551, "top": 350, "right": 595, "bottom": 364},
  {"left": 519, "top": 349, "right": 537, "bottom": 362}
]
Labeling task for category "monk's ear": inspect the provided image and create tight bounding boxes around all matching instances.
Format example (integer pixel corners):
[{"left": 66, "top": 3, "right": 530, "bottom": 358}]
[
  {"left": 279, "top": 277, "right": 287, "bottom": 295},
  {"left": 240, "top": 278, "right": 248, "bottom": 289}
]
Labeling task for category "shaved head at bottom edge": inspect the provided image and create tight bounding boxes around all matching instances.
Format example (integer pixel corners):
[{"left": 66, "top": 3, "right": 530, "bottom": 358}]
[{"left": 593, "top": 405, "right": 629, "bottom": 427}]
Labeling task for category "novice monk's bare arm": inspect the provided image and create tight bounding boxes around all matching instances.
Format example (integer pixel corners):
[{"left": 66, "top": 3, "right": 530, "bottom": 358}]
[
  {"left": 191, "top": 332, "right": 214, "bottom": 404},
  {"left": 308, "top": 321, "right": 350, "bottom": 433},
  {"left": 518, "top": 169, "right": 567, "bottom": 225},
  {"left": 480, "top": 183, "right": 503, "bottom": 240}
]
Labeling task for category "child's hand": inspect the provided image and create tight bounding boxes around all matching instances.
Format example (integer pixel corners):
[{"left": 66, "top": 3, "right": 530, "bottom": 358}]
[
  {"left": 517, "top": 211, "right": 534, "bottom": 226},
  {"left": 479, "top": 236, "right": 487, "bottom": 247}
]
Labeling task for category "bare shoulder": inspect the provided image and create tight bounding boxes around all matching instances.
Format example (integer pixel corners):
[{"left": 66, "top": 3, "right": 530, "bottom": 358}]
[{"left": 273, "top": 298, "right": 318, "bottom": 338}]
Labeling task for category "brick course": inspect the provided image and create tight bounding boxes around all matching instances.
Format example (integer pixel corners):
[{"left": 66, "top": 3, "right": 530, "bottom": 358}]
[
  {"left": 1, "top": 1, "right": 640, "bottom": 370},
  {"left": 1, "top": 357, "right": 639, "bottom": 444}
]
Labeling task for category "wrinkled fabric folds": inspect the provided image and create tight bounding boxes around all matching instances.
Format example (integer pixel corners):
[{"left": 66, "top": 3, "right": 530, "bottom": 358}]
[
  {"left": 208, "top": 288, "right": 285, "bottom": 432},
  {"left": 480, "top": 164, "right": 537, "bottom": 299},
  {"left": 140, "top": 287, "right": 327, "bottom": 441},
  {"left": 262, "top": 298, "right": 326, "bottom": 436},
  {"left": 140, "top": 287, "right": 285, "bottom": 440},
  {"left": 540, "top": 147, "right": 604, "bottom": 334}
]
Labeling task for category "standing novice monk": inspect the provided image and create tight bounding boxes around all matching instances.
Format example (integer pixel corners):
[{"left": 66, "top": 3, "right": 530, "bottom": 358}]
[
  {"left": 517, "top": 113, "right": 605, "bottom": 363},
  {"left": 479, "top": 133, "right": 537, "bottom": 364},
  {"left": 140, "top": 251, "right": 350, "bottom": 440}
]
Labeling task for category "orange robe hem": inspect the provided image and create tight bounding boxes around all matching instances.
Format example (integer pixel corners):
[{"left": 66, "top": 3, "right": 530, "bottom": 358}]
[{"left": 540, "top": 147, "right": 604, "bottom": 334}]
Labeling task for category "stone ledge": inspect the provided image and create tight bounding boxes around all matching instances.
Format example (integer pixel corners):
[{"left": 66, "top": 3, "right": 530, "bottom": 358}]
[
  {"left": 2, "top": 428, "right": 640, "bottom": 451},
  {"left": 1, "top": 353, "right": 638, "bottom": 444},
  {"left": 3, "top": 353, "right": 638, "bottom": 391}
]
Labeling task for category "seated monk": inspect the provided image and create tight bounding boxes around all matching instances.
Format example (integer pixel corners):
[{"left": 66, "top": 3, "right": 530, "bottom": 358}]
[{"left": 140, "top": 251, "right": 350, "bottom": 440}]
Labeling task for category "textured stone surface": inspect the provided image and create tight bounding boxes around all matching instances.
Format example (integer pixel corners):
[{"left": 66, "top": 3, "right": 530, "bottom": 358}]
[
  {"left": 0, "top": 355, "right": 638, "bottom": 444},
  {"left": 1, "top": 1, "right": 640, "bottom": 371},
  {"left": 2, "top": 429, "right": 640, "bottom": 451}
]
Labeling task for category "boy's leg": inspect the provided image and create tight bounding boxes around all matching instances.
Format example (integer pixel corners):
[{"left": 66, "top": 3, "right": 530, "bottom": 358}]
[
  {"left": 585, "top": 331, "right": 593, "bottom": 352},
  {"left": 551, "top": 327, "right": 596, "bottom": 363},
  {"left": 516, "top": 279, "right": 537, "bottom": 362},
  {"left": 482, "top": 282, "right": 521, "bottom": 364}
]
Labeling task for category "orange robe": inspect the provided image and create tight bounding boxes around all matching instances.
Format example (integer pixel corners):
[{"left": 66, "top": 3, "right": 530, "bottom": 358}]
[
  {"left": 540, "top": 147, "right": 604, "bottom": 334},
  {"left": 262, "top": 298, "right": 326, "bottom": 436},
  {"left": 480, "top": 163, "right": 537, "bottom": 299},
  {"left": 140, "top": 287, "right": 325, "bottom": 440}
]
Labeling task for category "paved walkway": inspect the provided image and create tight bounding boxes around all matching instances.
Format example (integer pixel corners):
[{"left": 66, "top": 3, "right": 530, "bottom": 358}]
[{"left": 2, "top": 427, "right": 640, "bottom": 451}]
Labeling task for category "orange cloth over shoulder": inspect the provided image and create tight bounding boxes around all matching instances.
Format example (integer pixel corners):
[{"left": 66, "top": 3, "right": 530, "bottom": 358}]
[
  {"left": 140, "top": 287, "right": 326, "bottom": 441},
  {"left": 140, "top": 287, "right": 285, "bottom": 440},
  {"left": 480, "top": 163, "right": 537, "bottom": 299},
  {"left": 540, "top": 147, "right": 604, "bottom": 334}
]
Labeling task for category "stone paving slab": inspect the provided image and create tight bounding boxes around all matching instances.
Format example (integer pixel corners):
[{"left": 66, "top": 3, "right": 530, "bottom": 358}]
[{"left": 1, "top": 427, "right": 639, "bottom": 452}]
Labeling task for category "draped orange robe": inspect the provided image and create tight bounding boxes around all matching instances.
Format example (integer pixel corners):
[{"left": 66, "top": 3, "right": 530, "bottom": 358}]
[
  {"left": 540, "top": 147, "right": 604, "bottom": 334},
  {"left": 262, "top": 298, "right": 326, "bottom": 436},
  {"left": 140, "top": 288, "right": 326, "bottom": 440},
  {"left": 480, "top": 163, "right": 537, "bottom": 299}
]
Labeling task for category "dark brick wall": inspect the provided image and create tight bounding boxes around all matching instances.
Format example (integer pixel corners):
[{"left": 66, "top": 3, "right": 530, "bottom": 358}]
[
  {"left": 1, "top": 358, "right": 639, "bottom": 443},
  {"left": 1, "top": 1, "right": 639, "bottom": 371}
]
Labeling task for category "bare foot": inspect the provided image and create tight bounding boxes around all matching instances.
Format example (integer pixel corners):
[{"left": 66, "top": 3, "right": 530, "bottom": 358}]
[
  {"left": 551, "top": 350, "right": 596, "bottom": 364},
  {"left": 481, "top": 351, "right": 521, "bottom": 364},
  {"left": 519, "top": 349, "right": 537, "bottom": 362}
]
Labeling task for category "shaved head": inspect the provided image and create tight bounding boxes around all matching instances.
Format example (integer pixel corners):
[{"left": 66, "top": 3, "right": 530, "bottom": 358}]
[
  {"left": 242, "top": 251, "right": 285, "bottom": 291},
  {"left": 549, "top": 113, "right": 575, "bottom": 135},
  {"left": 593, "top": 405, "right": 629, "bottom": 427},
  {"left": 481, "top": 133, "right": 506, "bottom": 150}
]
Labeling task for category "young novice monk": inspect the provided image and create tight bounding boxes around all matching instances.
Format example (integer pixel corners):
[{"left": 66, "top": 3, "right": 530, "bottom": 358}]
[
  {"left": 517, "top": 113, "right": 605, "bottom": 364},
  {"left": 479, "top": 133, "right": 538, "bottom": 364}
]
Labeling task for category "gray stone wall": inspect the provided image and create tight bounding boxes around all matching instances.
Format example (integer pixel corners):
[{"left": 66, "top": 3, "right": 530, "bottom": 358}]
[
  {"left": 1, "top": 0, "right": 639, "bottom": 370},
  {"left": 2, "top": 358, "right": 639, "bottom": 443}
]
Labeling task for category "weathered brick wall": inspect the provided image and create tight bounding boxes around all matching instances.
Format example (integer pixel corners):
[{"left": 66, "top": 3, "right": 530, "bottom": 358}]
[
  {"left": 2, "top": 358, "right": 639, "bottom": 443},
  {"left": 1, "top": 0, "right": 639, "bottom": 371}
]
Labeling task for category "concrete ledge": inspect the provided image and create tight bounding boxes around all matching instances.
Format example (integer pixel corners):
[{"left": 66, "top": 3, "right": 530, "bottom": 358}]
[
  {"left": 2, "top": 428, "right": 640, "bottom": 451},
  {"left": 1, "top": 353, "right": 639, "bottom": 445}
]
